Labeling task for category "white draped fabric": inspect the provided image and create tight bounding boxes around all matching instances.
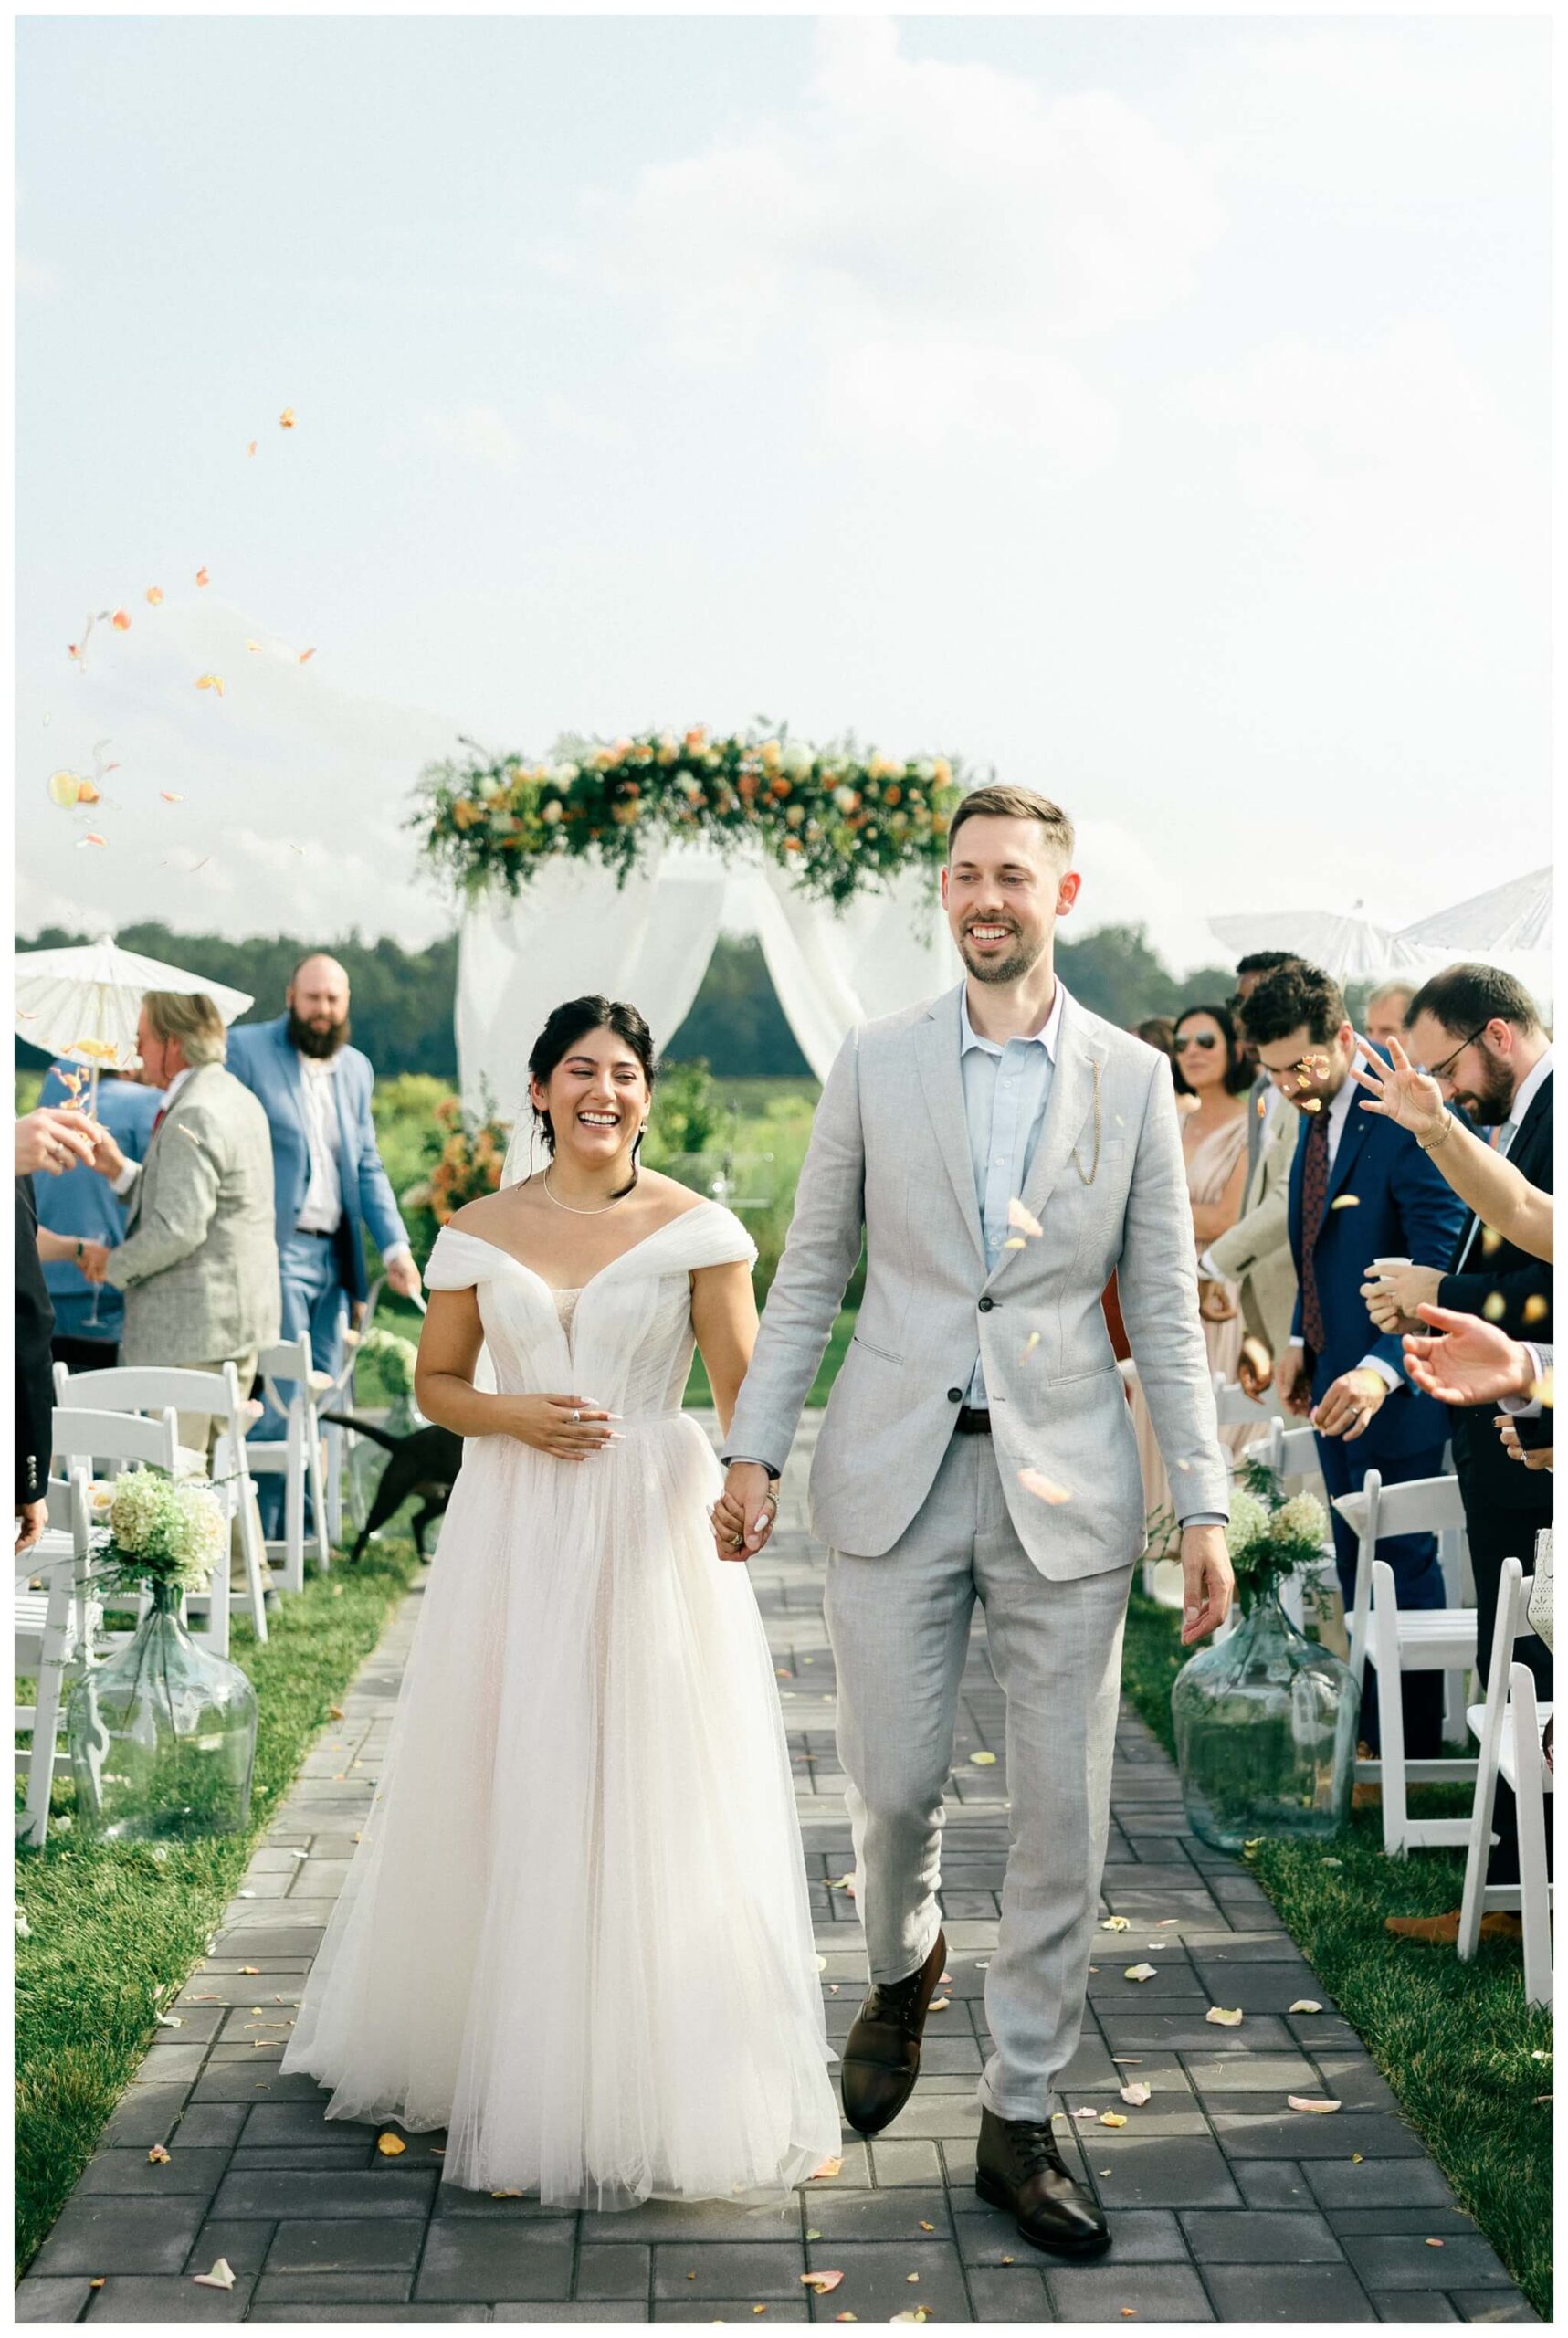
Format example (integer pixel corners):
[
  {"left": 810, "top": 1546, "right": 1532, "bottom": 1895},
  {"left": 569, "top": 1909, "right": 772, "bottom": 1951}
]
[{"left": 458, "top": 841, "right": 959, "bottom": 1114}]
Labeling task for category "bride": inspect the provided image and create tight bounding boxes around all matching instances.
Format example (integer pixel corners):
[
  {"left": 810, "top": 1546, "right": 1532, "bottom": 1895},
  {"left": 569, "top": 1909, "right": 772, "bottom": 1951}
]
[{"left": 283, "top": 995, "right": 840, "bottom": 2206}]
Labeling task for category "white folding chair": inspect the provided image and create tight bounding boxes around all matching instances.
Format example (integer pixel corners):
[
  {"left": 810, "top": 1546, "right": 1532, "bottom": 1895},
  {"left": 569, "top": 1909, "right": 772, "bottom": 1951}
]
[
  {"left": 248, "top": 1335, "right": 333, "bottom": 1594},
  {"left": 53, "top": 1365, "right": 268, "bottom": 1650},
  {"left": 1212, "top": 1368, "right": 1284, "bottom": 1434},
  {"left": 324, "top": 1280, "right": 428, "bottom": 1547},
  {"left": 1458, "top": 1556, "right": 1553, "bottom": 2008},
  {"left": 1332, "top": 1469, "right": 1479, "bottom": 1854},
  {"left": 47, "top": 1401, "right": 214, "bottom": 1658},
  {"left": 15, "top": 1472, "right": 95, "bottom": 1848}
]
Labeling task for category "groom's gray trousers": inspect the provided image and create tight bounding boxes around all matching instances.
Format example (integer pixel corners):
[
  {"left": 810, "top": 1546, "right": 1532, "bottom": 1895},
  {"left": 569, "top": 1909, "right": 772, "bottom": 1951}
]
[{"left": 825, "top": 1427, "right": 1134, "bottom": 2125}]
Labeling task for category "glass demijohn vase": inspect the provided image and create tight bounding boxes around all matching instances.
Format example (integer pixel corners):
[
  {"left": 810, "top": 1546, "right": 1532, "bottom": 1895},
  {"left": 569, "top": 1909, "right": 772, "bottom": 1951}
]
[
  {"left": 1172, "top": 1580, "right": 1360, "bottom": 1853},
  {"left": 68, "top": 1582, "right": 259, "bottom": 1842}
]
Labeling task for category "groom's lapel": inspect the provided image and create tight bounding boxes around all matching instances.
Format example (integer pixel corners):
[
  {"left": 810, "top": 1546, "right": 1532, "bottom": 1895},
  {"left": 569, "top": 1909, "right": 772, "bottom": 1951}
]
[
  {"left": 914, "top": 988, "right": 986, "bottom": 1270},
  {"left": 986, "top": 998, "right": 1103, "bottom": 1290}
]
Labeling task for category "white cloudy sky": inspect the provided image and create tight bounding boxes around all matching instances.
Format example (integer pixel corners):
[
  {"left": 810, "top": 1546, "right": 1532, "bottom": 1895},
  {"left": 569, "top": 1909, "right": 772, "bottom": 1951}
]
[{"left": 14, "top": 13, "right": 1551, "bottom": 973}]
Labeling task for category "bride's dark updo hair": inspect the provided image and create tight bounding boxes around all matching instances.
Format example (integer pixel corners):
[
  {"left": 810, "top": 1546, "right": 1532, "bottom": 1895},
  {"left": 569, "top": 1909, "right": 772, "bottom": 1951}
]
[{"left": 527, "top": 996, "right": 658, "bottom": 1192}]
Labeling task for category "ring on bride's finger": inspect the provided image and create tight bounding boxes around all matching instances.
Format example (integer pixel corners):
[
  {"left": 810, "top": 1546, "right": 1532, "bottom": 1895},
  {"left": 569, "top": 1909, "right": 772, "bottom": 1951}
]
[{"left": 572, "top": 1409, "right": 581, "bottom": 1423}]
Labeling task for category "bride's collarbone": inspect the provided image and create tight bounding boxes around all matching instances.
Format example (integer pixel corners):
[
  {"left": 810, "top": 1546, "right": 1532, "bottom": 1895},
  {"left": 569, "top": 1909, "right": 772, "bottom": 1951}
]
[{"left": 454, "top": 1181, "right": 709, "bottom": 1288}]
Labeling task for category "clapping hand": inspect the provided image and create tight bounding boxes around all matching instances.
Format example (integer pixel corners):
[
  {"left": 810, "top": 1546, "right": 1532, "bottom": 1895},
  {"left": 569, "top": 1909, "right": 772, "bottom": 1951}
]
[
  {"left": 1348, "top": 1030, "right": 1448, "bottom": 1140},
  {"left": 1404, "top": 1302, "right": 1534, "bottom": 1407}
]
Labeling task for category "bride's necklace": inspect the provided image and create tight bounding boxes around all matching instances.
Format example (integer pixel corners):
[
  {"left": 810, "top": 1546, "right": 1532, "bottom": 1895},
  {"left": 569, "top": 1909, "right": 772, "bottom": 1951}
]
[{"left": 542, "top": 1164, "right": 635, "bottom": 1216}]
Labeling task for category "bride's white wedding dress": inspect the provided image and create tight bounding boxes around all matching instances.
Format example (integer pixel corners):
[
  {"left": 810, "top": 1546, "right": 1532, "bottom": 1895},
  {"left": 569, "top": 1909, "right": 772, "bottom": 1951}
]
[{"left": 283, "top": 1199, "right": 839, "bottom": 2207}]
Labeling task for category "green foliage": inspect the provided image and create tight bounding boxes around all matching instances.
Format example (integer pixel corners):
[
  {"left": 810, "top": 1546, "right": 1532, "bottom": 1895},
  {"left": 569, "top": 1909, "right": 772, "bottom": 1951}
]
[
  {"left": 667, "top": 935, "right": 811, "bottom": 1077},
  {"left": 1056, "top": 922, "right": 1236, "bottom": 1028},
  {"left": 646, "top": 1059, "right": 722, "bottom": 1160},
  {"left": 14, "top": 1539, "right": 423, "bottom": 2278},
  {"left": 1120, "top": 1589, "right": 1552, "bottom": 2319}
]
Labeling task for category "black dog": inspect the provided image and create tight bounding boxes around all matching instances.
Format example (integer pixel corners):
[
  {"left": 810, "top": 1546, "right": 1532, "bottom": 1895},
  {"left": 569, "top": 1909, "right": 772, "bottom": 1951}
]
[{"left": 321, "top": 1412, "right": 463, "bottom": 1562}]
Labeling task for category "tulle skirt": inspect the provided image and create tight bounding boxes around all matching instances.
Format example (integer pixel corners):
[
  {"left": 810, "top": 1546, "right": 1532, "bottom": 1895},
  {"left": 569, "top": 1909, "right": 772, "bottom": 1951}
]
[{"left": 282, "top": 1413, "right": 839, "bottom": 2206}]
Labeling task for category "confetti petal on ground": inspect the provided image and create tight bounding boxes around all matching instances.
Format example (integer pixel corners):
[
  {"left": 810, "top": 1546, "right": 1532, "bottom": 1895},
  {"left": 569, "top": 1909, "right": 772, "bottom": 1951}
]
[
  {"left": 919, "top": 2220, "right": 934, "bottom": 2233},
  {"left": 1101, "top": 1916, "right": 1131, "bottom": 1932},
  {"left": 801, "top": 2272, "right": 844, "bottom": 2294},
  {"left": 1074, "top": 2106, "right": 1099, "bottom": 2122},
  {"left": 1288, "top": 2096, "right": 1342, "bottom": 2114},
  {"left": 1289, "top": 2000, "right": 1323, "bottom": 2015},
  {"left": 812, "top": 2156, "right": 843, "bottom": 2180},
  {"left": 1426, "top": 2238, "right": 1446, "bottom": 2248},
  {"left": 1351, "top": 2153, "right": 1363, "bottom": 2163},
  {"left": 1120, "top": 2082, "right": 1152, "bottom": 2106},
  {"left": 927, "top": 1997, "right": 950, "bottom": 2011},
  {"left": 238, "top": 1967, "right": 259, "bottom": 1975},
  {"left": 970, "top": 1751, "right": 997, "bottom": 1766},
  {"left": 376, "top": 2133, "right": 407, "bottom": 2155},
  {"left": 193, "top": 2259, "right": 236, "bottom": 2291},
  {"left": 1018, "top": 1469, "right": 1072, "bottom": 1505},
  {"left": 1206, "top": 2006, "right": 1244, "bottom": 2027},
  {"left": 1100, "top": 2111, "right": 1128, "bottom": 2127},
  {"left": 1124, "top": 1964, "right": 1157, "bottom": 1983},
  {"left": 147, "top": 2145, "right": 171, "bottom": 2163}
]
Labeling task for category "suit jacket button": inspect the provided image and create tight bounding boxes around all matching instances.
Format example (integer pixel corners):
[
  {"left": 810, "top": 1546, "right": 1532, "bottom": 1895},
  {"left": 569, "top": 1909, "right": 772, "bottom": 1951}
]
[
  {"left": 978, "top": 1296, "right": 995, "bottom": 1312},
  {"left": 947, "top": 1386, "right": 963, "bottom": 1403}
]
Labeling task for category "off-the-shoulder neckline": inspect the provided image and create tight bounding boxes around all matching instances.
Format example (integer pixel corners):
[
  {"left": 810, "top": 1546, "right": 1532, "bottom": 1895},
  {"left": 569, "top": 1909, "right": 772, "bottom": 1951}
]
[{"left": 435, "top": 1198, "right": 739, "bottom": 1294}]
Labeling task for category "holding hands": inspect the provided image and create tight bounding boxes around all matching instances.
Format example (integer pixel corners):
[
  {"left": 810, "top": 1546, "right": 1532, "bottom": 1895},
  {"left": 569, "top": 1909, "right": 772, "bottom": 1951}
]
[{"left": 710, "top": 1461, "right": 779, "bottom": 1564}]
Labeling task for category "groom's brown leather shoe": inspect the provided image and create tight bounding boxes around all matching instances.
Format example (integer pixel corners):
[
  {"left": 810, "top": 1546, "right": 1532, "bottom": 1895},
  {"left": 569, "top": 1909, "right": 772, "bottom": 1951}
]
[
  {"left": 974, "top": 2106, "right": 1110, "bottom": 2259},
  {"left": 839, "top": 1931, "right": 946, "bottom": 2135}
]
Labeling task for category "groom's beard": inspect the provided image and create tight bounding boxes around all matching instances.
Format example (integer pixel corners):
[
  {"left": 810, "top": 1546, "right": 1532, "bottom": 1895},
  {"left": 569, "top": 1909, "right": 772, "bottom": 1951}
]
[{"left": 958, "top": 924, "right": 1046, "bottom": 986}]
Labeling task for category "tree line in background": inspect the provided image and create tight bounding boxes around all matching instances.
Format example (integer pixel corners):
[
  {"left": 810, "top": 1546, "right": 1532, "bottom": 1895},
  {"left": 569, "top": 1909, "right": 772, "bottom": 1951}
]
[{"left": 16, "top": 920, "right": 1238, "bottom": 1082}]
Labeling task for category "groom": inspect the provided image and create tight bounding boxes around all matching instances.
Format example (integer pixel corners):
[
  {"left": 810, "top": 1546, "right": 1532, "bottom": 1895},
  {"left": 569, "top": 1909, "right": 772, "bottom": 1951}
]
[{"left": 714, "top": 784, "right": 1232, "bottom": 2259}]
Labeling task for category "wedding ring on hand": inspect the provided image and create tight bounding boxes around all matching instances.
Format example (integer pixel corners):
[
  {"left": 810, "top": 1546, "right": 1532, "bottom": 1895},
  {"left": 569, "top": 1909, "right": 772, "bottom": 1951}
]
[{"left": 572, "top": 1410, "right": 582, "bottom": 1423}]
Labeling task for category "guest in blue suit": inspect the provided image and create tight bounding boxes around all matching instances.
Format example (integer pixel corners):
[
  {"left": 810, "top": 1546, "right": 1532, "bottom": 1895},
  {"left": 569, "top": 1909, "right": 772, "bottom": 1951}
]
[
  {"left": 226, "top": 954, "right": 422, "bottom": 1523},
  {"left": 34, "top": 1065, "right": 161, "bottom": 1371},
  {"left": 1242, "top": 961, "right": 1468, "bottom": 1758}
]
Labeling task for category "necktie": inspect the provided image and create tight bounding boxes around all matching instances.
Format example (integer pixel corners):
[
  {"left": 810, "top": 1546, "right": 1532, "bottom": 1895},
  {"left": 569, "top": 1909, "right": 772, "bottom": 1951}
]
[
  {"left": 151, "top": 1106, "right": 168, "bottom": 1136},
  {"left": 1299, "top": 1107, "right": 1331, "bottom": 1362}
]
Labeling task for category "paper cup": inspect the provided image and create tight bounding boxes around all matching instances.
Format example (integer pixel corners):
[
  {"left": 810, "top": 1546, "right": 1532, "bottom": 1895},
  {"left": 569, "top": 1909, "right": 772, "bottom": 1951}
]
[{"left": 1368, "top": 1255, "right": 1412, "bottom": 1280}]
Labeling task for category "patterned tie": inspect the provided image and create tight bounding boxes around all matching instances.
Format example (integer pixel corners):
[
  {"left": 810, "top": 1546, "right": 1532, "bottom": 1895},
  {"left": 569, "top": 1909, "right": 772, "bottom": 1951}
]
[{"left": 1299, "top": 1106, "right": 1331, "bottom": 1363}]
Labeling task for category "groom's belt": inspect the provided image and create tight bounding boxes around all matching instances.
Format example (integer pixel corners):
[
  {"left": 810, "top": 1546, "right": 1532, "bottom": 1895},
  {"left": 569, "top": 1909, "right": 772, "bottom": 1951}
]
[{"left": 954, "top": 1406, "right": 992, "bottom": 1436}]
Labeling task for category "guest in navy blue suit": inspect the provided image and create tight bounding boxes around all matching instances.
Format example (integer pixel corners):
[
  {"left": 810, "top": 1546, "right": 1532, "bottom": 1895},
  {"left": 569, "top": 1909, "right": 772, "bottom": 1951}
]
[
  {"left": 226, "top": 954, "right": 423, "bottom": 1530},
  {"left": 1243, "top": 962, "right": 1468, "bottom": 1758}
]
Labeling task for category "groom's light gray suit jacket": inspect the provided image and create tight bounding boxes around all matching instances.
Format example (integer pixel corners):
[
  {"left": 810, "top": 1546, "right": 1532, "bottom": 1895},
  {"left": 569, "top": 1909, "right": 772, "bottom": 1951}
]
[{"left": 726, "top": 984, "right": 1230, "bottom": 1580}]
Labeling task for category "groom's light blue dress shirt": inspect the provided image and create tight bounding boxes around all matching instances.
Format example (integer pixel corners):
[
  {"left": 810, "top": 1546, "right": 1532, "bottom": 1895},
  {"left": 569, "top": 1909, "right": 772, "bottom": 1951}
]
[{"left": 961, "top": 982, "right": 1220, "bottom": 1530}]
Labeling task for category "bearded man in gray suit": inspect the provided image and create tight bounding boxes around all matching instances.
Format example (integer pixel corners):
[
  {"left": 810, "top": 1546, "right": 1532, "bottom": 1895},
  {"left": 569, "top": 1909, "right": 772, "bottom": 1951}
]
[{"left": 714, "top": 785, "right": 1233, "bottom": 2260}]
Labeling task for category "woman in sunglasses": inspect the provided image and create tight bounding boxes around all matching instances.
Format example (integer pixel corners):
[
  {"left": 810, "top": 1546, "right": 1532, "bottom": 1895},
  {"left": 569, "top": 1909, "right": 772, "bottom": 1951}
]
[{"left": 1131, "top": 1004, "right": 1256, "bottom": 1592}]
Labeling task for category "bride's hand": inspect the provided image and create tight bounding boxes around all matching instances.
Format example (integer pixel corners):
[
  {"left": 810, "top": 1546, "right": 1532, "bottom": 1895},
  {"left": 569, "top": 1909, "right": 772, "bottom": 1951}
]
[
  {"left": 1349, "top": 1030, "right": 1447, "bottom": 1140},
  {"left": 501, "top": 1394, "right": 618, "bottom": 1461}
]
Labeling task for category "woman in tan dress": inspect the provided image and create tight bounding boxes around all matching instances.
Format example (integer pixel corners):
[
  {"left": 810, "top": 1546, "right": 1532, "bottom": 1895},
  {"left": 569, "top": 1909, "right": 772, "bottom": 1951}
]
[{"left": 1130, "top": 1005, "right": 1254, "bottom": 1590}]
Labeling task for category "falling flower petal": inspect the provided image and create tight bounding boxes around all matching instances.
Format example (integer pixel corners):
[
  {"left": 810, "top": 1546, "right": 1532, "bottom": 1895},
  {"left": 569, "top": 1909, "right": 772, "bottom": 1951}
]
[
  {"left": 1121, "top": 2082, "right": 1152, "bottom": 2107},
  {"left": 299, "top": 648, "right": 316, "bottom": 664},
  {"left": 1007, "top": 1196, "right": 1044, "bottom": 1239},
  {"left": 1523, "top": 1293, "right": 1549, "bottom": 1325},
  {"left": 1023, "top": 1331, "right": 1041, "bottom": 1355},
  {"left": 1206, "top": 2006, "right": 1244, "bottom": 2027},
  {"left": 1124, "top": 1964, "right": 1157, "bottom": 1983},
  {"left": 1018, "top": 1469, "right": 1072, "bottom": 1505},
  {"left": 1480, "top": 1225, "right": 1503, "bottom": 1254},
  {"left": 1001, "top": 1237, "right": 1027, "bottom": 1250},
  {"left": 110, "top": 609, "right": 131, "bottom": 631},
  {"left": 247, "top": 640, "right": 263, "bottom": 654},
  {"left": 195, "top": 673, "right": 225, "bottom": 696},
  {"left": 376, "top": 2133, "right": 406, "bottom": 2156},
  {"left": 1483, "top": 1292, "right": 1508, "bottom": 1322},
  {"left": 801, "top": 2272, "right": 844, "bottom": 2294},
  {"left": 193, "top": 2259, "right": 236, "bottom": 2291},
  {"left": 1288, "top": 2096, "right": 1342, "bottom": 2114},
  {"left": 247, "top": 440, "right": 258, "bottom": 457},
  {"left": 812, "top": 2155, "right": 843, "bottom": 2180},
  {"left": 1301, "top": 1097, "right": 1322, "bottom": 1112},
  {"left": 78, "top": 834, "right": 107, "bottom": 848},
  {"left": 1289, "top": 2000, "right": 1323, "bottom": 2015},
  {"left": 159, "top": 790, "right": 183, "bottom": 803},
  {"left": 195, "top": 567, "right": 210, "bottom": 587},
  {"left": 1101, "top": 1916, "right": 1131, "bottom": 1933},
  {"left": 146, "top": 586, "right": 164, "bottom": 606},
  {"left": 1330, "top": 1195, "right": 1360, "bottom": 1210},
  {"left": 280, "top": 408, "right": 297, "bottom": 428},
  {"left": 47, "top": 770, "right": 84, "bottom": 807}
]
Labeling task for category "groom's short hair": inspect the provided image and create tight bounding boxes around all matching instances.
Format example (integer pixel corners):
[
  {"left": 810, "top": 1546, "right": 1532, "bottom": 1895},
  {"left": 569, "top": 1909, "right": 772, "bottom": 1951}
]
[{"left": 947, "top": 785, "right": 1075, "bottom": 865}]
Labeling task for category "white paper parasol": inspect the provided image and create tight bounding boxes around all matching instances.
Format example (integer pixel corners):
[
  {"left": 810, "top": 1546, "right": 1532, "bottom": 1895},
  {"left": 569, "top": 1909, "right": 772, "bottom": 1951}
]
[
  {"left": 1204, "top": 910, "right": 1427, "bottom": 987},
  {"left": 1395, "top": 868, "right": 1552, "bottom": 956},
  {"left": 14, "top": 933, "right": 255, "bottom": 1074}
]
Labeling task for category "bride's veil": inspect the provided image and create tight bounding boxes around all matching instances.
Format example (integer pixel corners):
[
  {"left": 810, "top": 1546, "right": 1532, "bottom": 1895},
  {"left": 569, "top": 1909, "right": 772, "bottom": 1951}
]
[{"left": 499, "top": 1115, "right": 534, "bottom": 1191}]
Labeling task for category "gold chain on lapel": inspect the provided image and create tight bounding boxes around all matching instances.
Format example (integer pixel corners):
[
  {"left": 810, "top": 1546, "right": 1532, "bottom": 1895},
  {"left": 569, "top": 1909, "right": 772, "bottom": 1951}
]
[{"left": 1074, "top": 1059, "right": 1102, "bottom": 1185}]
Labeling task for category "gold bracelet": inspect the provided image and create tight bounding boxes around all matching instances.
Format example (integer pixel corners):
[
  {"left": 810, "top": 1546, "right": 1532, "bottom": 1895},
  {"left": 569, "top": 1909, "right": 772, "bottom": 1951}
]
[{"left": 1416, "top": 1116, "right": 1453, "bottom": 1153}]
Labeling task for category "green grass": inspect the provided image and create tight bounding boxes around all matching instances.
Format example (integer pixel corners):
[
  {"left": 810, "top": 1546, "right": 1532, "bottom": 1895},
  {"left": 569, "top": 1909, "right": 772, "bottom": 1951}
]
[
  {"left": 13, "top": 1537, "right": 423, "bottom": 2280},
  {"left": 1121, "top": 1588, "right": 1553, "bottom": 2321}
]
